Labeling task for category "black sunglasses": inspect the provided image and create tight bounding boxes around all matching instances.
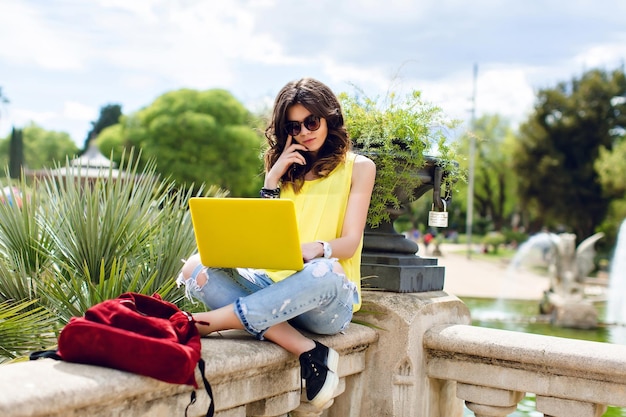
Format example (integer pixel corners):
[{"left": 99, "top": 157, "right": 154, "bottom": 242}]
[{"left": 284, "top": 115, "right": 321, "bottom": 136}]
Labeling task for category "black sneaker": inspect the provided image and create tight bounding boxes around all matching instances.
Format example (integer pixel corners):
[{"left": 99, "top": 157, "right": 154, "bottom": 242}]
[{"left": 299, "top": 341, "right": 339, "bottom": 408}]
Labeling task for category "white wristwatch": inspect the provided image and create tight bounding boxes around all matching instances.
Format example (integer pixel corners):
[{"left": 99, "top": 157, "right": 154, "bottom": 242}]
[{"left": 317, "top": 241, "right": 332, "bottom": 258}]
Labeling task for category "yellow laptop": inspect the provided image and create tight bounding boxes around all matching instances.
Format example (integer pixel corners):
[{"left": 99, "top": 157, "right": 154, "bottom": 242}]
[{"left": 188, "top": 197, "right": 304, "bottom": 271}]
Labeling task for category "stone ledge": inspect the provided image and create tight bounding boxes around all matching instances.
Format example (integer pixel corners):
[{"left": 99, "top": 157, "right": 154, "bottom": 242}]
[
  {"left": 0, "top": 323, "right": 378, "bottom": 417},
  {"left": 424, "top": 324, "right": 626, "bottom": 381},
  {"left": 424, "top": 324, "right": 626, "bottom": 409}
]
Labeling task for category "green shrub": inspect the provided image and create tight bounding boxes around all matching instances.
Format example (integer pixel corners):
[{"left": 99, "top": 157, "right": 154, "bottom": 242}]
[
  {"left": 482, "top": 232, "right": 506, "bottom": 254},
  {"left": 501, "top": 228, "right": 528, "bottom": 246}
]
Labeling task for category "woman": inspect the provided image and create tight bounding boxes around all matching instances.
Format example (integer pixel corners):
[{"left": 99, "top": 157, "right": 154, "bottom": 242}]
[{"left": 177, "top": 77, "right": 376, "bottom": 408}]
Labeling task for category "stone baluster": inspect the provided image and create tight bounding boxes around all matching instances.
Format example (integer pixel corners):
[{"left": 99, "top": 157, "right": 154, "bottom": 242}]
[
  {"left": 457, "top": 383, "right": 524, "bottom": 417},
  {"left": 291, "top": 402, "right": 328, "bottom": 417},
  {"left": 535, "top": 396, "right": 607, "bottom": 417},
  {"left": 247, "top": 389, "right": 300, "bottom": 417},
  {"left": 291, "top": 389, "right": 339, "bottom": 417}
]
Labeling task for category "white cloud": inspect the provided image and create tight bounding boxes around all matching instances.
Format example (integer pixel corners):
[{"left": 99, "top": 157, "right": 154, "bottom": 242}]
[
  {"left": 0, "top": 108, "right": 57, "bottom": 135},
  {"left": 55, "top": 2, "right": 303, "bottom": 90},
  {"left": 0, "top": 1, "right": 87, "bottom": 70},
  {"left": 1, "top": 0, "right": 625, "bottom": 147},
  {"left": 473, "top": 67, "right": 536, "bottom": 124},
  {"left": 96, "top": 0, "right": 162, "bottom": 22},
  {"left": 63, "top": 101, "right": 98, "bottom": 121},
  {"left": 0, "top": 101, "right": 95, "bottom": 146},
  {"left": 119, "top": 73, "right": 162, "bottom": 91},
  {"left": 572, "top": 37, "right": 626, "bottom": 71},
  {"left": 319, "top": 59, "right": 392, "bottom": 93}
]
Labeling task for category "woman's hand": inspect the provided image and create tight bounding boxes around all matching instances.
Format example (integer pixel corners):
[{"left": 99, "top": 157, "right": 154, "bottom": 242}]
[
  {"left": 264, "top": 136, "right": 307, "bottom": 188},
  {"left": 301, "top": 241, "right": 324, "bottom": 263}
]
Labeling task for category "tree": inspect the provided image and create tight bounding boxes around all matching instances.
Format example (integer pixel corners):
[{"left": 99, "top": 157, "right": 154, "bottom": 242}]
[
  {"left": 83, "top": 104, "right": 122, "bottom": 151},
  {"left": 513, "top": 68, "right": 626, "bottom": 239},
  {"left": 8, "top": 127, "right": 23, "bottom": 178},
  {"left": 98, "top": 89, "right": 265, "bottom": 197},
  {"left": 456, "top": 115, "right": 518, "bottom": 234},
  {"left": 22, "top": 123, "right": 80, "bottom": 169},
  {"left": 595, "top": 134, "right": 626, "bottom": 244},
  {"left": 596, "top": 137, "right": 626, "bottom": 197}
]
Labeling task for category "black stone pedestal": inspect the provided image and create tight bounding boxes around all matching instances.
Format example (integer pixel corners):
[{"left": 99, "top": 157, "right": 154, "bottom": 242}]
[
  {"left": 361, "top": 219, "right": 445, "bottom": 293},
  {"left": 361, "top": 253, "right": 445, "bottom": 292}
]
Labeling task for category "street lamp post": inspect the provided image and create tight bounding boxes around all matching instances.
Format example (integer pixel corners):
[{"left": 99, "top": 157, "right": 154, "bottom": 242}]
[{"left": 466, "top": 64, "right": 478, "bottom": 259}]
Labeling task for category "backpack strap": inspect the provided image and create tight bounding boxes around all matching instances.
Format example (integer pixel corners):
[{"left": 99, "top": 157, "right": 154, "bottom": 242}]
[
  {"left": 198, "top": 359, "right": 215, "bottom": 417},
  {"left": 29, "top": 349, "right": 62, "bottom": 361},
  {"left": 185, "top": 359, "right": 214, "bottom": 417}
]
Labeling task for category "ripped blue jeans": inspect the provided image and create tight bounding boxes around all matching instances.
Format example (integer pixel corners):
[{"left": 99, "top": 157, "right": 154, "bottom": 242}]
[{"left": 177, "top": 258, "right": 358, "bottom": 340}]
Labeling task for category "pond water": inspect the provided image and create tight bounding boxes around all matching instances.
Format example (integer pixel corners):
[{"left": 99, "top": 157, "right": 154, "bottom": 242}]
[{"left": 461, "top": 297, "right": 626, "bottom": 417}]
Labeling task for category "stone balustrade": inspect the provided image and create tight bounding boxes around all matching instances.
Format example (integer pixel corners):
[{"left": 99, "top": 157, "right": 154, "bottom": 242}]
[
  {"left": 0, "top": 290, "right": 470, "bottom": 417},
  {"left": 2, "top": 291, "right": 625, "bottom": 416},
  {"left": 424, "top": 324, "right": 626, "bottom": 417}
]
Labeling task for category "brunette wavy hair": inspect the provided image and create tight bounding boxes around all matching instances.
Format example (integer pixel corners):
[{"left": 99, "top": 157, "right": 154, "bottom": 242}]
[{"left": 264, "top": 78, "right": 351, "bottom": 194}]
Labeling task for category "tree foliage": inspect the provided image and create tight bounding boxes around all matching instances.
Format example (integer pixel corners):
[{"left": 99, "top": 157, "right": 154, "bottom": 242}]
[
  {"left": 0, "top": 122, "right": 79, "bottom": 170},
  {"left": 83, "top": 104, "right": 122, "bottom": 151},
  {"left": 513, "top": 68, "right": 626, "bottom": 239},
  {"left": 596, "top": 136, "right": 626, "bottom": 197},
  {"left": 595, "top": 132, "right": 626, "bottom": 243},
  {"left": 98, "top": 89, "right": 265, "bottom": 197}
]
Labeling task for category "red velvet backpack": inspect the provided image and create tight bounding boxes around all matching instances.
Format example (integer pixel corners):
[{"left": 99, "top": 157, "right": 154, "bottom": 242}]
[{"left": 31, "top": 292, "right": 214, "bottom": 417}]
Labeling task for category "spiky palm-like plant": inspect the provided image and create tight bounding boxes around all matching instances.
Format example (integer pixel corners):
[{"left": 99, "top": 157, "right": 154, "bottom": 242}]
[
  {"left": 0, "top": 151, "right": 227, "bottom": 361},
  {"left": 0, "top": 299, "right": 57, "bottom": 364}
]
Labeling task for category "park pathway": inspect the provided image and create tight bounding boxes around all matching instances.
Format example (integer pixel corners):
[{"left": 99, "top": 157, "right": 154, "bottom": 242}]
[{"left": 425, "top": 243, "right": 550, "bottom": 300}]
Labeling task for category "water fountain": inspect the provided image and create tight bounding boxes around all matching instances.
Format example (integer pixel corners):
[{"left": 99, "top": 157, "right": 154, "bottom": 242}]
[
  {"left": 606, "top": 219, "right": 626, "bottom": 325},
  {"left": 509, "top": 231, "right": 605, "bottom": 329},
  {"left": 465, "top": 223, "right": 626, "bottom": 416}
]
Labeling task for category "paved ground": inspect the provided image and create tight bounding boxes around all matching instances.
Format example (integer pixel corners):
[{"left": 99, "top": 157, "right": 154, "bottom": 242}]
[{"left": 420, "top": 243, "right": 551, "bottom": 300}]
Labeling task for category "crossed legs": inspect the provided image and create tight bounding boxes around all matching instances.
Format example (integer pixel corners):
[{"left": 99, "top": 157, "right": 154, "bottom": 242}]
[{"left": 179, "top": 255, "right": 315, "bottom": 355}]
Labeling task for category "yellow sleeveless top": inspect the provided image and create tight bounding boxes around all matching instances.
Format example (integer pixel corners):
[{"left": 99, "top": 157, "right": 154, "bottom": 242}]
[{"left": 266, "top": 152, "right": 362, "bottom": 311}]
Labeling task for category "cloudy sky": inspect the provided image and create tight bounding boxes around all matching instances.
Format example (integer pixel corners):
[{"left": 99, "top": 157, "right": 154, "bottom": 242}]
[{"left": 1, "top": 0, "right": 625, "bottom": 147}]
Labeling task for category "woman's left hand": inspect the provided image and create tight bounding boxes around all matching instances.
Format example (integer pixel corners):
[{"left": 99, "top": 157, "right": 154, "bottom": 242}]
[{"left": 301, "top": 242, "right": 323, "bottom": 262}]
